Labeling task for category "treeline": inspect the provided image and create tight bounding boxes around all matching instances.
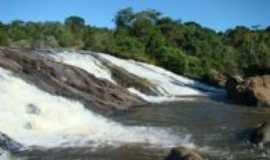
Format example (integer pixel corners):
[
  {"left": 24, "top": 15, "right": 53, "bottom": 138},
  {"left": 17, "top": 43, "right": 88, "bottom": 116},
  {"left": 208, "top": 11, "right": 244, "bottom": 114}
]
[{"left": 0, "top": 8, "right": 269, "bottom": 85}]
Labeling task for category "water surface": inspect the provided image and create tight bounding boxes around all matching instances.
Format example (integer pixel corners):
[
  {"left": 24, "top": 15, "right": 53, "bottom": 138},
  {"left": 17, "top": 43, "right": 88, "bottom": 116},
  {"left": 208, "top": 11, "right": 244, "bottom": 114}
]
[{"left": 13, "top": 98, "right": 270, "bottom": 160}]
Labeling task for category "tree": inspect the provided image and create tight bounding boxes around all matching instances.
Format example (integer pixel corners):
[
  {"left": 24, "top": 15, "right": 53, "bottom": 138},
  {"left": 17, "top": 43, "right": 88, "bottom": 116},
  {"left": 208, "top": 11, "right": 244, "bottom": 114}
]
[
  {"left": 115, "top": 7, "right": 134, "bottom": 28},
  {"left": 65, "top": 16, "right": 85, "bottom": 28},
  {"left": 134, "top": 9, "right": 161, "bottom": 24},
  {"left": 0, "top": 29, "right": 8, "bottom": 46},
  {"left": 266, "top": 26, "right": 270, "bottom": 32},
  {"left": 157, "top": 46, "right": 188, "bottom": 74},
  {"left": 157, "top": 17, "right": 184, "bottom": 47},
  {"left": 0, "top": 8, "right": 269, "bottom": 84},
  {"left": 114, "top": 34, "right": 146, "bottom": 59},
  {"left": 0, "top": 21, "right": 8, "bottom": 45},
  {"left": 65, "top": 16, "right": 85, "bottom": 38},
  {"left": 8, "top": 20, "right": 27, "bottom": 41},
  {"left": 58, "top": 30, "right": 75, "bottom": 47},
  {"left": 131, "top": 17, "right": 158, "bottom": 43},
  {"left": 83, "top": 27, "right": 114, "bottom": 52}
]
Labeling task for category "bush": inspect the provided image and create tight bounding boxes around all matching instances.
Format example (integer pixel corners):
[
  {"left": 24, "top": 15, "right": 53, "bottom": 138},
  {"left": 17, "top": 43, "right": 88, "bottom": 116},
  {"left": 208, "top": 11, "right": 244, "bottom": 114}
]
[{"left": 0, "top": 30, "right": 9, "bottom": 46}]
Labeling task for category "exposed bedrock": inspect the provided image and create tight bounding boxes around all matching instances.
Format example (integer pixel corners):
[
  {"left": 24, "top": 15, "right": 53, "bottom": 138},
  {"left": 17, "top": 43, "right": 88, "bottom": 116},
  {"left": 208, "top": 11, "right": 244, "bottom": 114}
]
[
  {"left": 226, "top": 75, "right": 270, "bottom": 107},
  {"left": 0, "top": 48, "right": 145, "bottom": 114}
]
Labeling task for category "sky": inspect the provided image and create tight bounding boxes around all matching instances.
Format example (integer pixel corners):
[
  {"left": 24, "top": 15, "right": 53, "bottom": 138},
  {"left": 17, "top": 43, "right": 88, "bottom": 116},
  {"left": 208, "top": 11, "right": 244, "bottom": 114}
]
[{"left": 0, "top": 0, "right": 269, "bottom": 31}]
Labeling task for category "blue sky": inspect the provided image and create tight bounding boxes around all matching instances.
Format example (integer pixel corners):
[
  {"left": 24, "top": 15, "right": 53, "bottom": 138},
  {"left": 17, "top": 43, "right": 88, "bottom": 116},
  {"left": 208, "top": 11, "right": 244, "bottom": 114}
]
[{"left": 0, "top": 0, "right": 269, "bottom": 31}]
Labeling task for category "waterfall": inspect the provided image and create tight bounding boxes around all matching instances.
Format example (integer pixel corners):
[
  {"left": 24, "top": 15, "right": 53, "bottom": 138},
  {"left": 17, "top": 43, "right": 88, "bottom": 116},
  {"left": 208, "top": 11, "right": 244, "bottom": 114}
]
[
  {"left": 0, "top": 67, "right": 193, "bottom": 149},
  {"left": 44, "top": 50, "right": 224, "bottom": 102}
]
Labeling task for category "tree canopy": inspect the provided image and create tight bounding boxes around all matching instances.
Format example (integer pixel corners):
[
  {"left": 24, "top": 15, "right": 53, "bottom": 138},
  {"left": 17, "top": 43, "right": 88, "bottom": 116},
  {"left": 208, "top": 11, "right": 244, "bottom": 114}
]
[{"left": 0, "top": 8, "right": 269, "bottom": 85}]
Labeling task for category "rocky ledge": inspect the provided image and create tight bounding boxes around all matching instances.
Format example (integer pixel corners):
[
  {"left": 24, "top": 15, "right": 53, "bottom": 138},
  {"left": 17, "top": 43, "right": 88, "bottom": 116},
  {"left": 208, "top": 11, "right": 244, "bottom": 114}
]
[
  {"left": 225, "top": 74, "right": 270, "bottom": 107},
  {"left": 0, "top": 48, "right": 145, "bottom": 113}
]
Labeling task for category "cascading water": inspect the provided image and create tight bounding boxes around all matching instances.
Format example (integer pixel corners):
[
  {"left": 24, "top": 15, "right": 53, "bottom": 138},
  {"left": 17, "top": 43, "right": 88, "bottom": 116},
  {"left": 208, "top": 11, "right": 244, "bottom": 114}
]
[
  {"left": 99, "top": 53, "right": 224, "bottom": 96},
  {"left": 0, "top": 149, "right": 22, "bottom": 160},
  {"left": 43, "top": 50, "right": 224, "bottom": 103},
  {"left": 45, "top": 51, "right": 116, "bottom": 83},
  {"left": 1, "top": 50, "right": 267, "bottom": 160},
  {"left": 0, "top": 67, "right": 194, "bottom": 150}
]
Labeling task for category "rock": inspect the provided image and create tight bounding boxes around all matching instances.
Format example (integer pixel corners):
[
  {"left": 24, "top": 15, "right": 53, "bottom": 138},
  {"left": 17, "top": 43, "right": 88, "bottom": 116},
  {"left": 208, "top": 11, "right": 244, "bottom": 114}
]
[
  {"left": 26, "top": 103, "right": 41, "bottom": 115},
  {"left": 0, "top": 132, "right": 23, "bottom": 153},
  {"left": 208, "top": 69, "right": 228, "bottom": 87},
  {"left": 24, "top": 122, "right": 33, "bottom": 130},
  {"left": 165, "top": 146, "right": 204, "bottom": 160},
  {"left": 0, "top": 48, "right": 145, "bottom": 114},
  {"left": 250, "top": 121, "right": 270, "bottom": 147},
  {"left": 107, "top": 64, "right": 157, "bottom": 96},
  {"left": 91, "top": 53, "right": 159, "bottom": 96},
  {"left": 225, "top": 75, "right": 270, "bottom": 107}
]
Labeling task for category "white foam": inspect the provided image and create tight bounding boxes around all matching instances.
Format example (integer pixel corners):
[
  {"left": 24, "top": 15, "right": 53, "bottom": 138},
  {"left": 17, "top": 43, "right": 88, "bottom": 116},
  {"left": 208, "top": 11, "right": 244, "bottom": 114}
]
[
  {"left": 128, "top": 88, "right": 195, "bottom": 103},
  {"left": 46, "top": 51, "right": 115, "bottom": 83},
  {"left": 39, "top": 50, "right": 224, "bottom": 103},
  {"left": 0, "top": 67, "right": 193, "bottom": 149},
  {"left": 99, "top": 53, "right": 223, "bottom": 96},
  {"left": 139, "top": 62, "right": 225, "bottom": 94},
  {"left": 0, "top": 149, "right": 22, "bottom": 160}
]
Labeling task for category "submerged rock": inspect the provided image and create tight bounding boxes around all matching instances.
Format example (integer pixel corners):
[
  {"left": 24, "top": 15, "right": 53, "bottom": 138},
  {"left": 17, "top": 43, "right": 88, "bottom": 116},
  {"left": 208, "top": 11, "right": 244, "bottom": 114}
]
[
  {"left": 165, "top": 146, "right": 204, "bottom": 160},
  {"left": 225, "top": 75, "right": 270, "bottom": 107},
  {"left": 250, "top": 121, "right": 270, "bottom": 147},
  {"left": 26, "top": 103, "right": 41, "bottom": 115},
  {"left": 0, "top": 48, "right": 145, "bottom": 114}
]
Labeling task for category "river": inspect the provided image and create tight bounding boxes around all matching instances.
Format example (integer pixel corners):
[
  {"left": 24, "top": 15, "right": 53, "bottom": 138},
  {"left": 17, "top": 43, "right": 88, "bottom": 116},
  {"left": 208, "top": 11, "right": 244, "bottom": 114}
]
[
  {"left": 1, "top": 49, "right": 269, "bottom": 160},
  {"left": 6, "top": 98, "right": 270, "bottom": 160}
]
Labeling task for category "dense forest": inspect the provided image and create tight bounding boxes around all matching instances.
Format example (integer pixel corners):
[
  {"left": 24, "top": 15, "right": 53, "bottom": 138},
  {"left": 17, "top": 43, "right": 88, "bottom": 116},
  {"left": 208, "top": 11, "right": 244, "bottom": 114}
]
[{"left": 0, "top": 8, "right": 269, "bottom": 85}]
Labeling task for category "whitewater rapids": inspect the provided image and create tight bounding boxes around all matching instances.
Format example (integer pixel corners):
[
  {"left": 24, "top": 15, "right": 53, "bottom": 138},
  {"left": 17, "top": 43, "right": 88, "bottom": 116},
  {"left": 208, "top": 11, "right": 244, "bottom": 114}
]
[
  {"left": 0, "top": 67, "right": 193, "bottom": 150},
  {"left": 45, "top": 50, "right": 224, "bottom": 103}
]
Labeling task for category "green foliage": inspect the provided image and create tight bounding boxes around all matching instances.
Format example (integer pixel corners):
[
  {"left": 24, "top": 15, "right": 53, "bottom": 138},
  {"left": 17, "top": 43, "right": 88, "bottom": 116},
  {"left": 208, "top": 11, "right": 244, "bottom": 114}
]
[
  {"left": 157, "top": 46, "right": 188, "bottom": 74},
  {"left": 0, "top": 23, "right": 8, "bottom": 46},
  {"left": 114, "top": 34, "right": 145, "bottom": 56},
  {"left": 57, "top": 29, "right": 75, "bottom": 47},
  {"left": 83, "top": 27, "right": 114, "bottom": 52},
  {"left": 65, "top": 16, "right": 85, "bottom": 33},
  {"left": 0, "top": 8, "right": 269, "bottom": 85},
  {"left": 115, "top": 7, "right": 134, "bottom": 28},
  {"left": 8, "top": 21, "right": 28, "bottom": 41}
]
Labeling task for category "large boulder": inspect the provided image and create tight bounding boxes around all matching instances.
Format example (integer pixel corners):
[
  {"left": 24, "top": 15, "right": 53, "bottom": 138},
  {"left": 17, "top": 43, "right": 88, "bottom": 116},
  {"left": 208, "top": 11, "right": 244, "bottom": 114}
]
[
  {"left": 0, "top": 48, "right": 145, "bottom": 114},
  {"left": 225, "top": 75, "right": 270, "bottom": 107},
  {"left": 165, "top": 146, "right": 204, "bottom": 160}
]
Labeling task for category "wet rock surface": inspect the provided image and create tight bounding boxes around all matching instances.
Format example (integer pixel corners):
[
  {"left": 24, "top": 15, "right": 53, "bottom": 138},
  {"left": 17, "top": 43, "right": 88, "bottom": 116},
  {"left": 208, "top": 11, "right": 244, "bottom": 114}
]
[
  {"left": 0, "top": 48, "right": 145, "bottom": 114},
  {"left": 250, "top": 121, "right": 270, "bottom": 147},
  {"left": 165, "top": 146, "right": 204, "bottom": 160},
  {"left": 0, "top": 131, "right": 23, "bottom": 153},
  {"left": 225, "top": 75, "right": 270, "bottom": 107},
  {"left": 90, "top": 52, "right": 159, "bottom": 96}
]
